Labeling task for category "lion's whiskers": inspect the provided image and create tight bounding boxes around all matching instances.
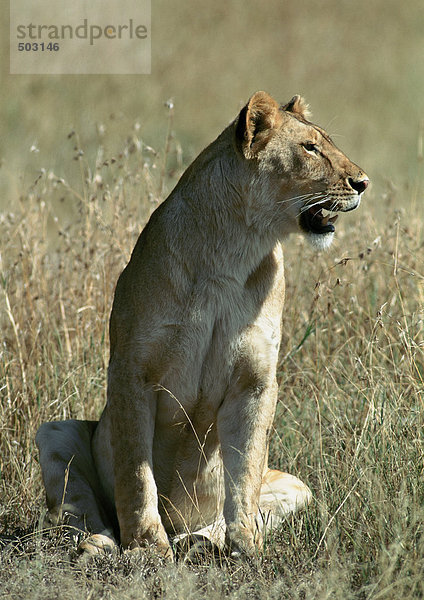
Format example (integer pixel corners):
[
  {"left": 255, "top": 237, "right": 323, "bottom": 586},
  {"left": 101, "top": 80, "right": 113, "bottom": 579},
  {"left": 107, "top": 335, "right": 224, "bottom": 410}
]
[
  {"left": 277, "top": 192, "right": 332, "bottom": 219},
  {"left": 276, "top": 192, "right": 317, "bottom": 206},
  {"left": 298, "top": 194, "right": 331, "bottom": 215}
]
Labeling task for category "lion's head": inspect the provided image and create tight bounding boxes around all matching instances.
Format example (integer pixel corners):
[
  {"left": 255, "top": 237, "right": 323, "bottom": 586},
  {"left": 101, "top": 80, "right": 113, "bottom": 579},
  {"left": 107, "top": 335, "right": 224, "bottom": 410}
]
[{"left": 235, "top": 91, "right": 369, "bottom": 250}]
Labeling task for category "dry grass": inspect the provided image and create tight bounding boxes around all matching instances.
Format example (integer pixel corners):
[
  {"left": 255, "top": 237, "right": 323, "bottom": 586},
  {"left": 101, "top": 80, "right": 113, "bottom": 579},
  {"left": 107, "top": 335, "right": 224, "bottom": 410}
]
[{"left": 0, "top": 109, "right": 423, "bottom": 599}]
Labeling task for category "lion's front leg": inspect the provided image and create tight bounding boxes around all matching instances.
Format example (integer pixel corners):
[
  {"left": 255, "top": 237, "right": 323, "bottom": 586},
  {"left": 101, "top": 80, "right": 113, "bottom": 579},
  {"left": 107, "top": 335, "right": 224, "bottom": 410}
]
[
  {"left": 107, "top": 360, "right": 172, "bottom": 560},
  {"left": 217, "top": 359, "right": 278, "bottom": 558}
]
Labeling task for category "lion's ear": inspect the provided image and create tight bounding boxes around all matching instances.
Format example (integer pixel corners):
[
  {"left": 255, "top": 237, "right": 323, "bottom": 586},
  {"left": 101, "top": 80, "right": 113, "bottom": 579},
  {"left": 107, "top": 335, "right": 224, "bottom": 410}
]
[
  {"left": 281, "top": 95, "right": 311, "bottom": 120},
  {"left": 236, "top": 91, "right": 282, "bottom": 158}
]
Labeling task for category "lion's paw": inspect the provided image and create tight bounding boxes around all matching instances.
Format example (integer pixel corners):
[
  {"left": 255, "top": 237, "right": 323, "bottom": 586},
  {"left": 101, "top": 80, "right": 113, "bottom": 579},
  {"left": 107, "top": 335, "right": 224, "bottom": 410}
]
[{"left": 77, "top": 533, "right": 117, "bottom": 557}]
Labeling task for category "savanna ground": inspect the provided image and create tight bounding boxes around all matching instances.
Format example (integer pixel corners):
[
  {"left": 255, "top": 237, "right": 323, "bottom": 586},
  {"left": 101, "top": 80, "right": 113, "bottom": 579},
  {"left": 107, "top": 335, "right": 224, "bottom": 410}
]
[{"left": 1, "top": 1, "right": 424, "bottom": 598}]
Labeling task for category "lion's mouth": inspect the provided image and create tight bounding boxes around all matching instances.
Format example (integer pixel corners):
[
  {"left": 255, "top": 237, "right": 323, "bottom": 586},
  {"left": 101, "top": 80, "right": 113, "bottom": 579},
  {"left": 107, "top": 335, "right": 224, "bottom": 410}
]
[{"left": 299, "top": 205, "right": 339, "bottom": 235}]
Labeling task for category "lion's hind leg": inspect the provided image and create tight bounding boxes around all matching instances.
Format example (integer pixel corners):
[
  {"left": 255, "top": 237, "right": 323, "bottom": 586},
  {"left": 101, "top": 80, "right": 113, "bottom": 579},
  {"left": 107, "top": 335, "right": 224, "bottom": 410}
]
[
  {"left": 257, "top": 469, "right": 312, "bottom": 535},
  {"left": 173, "top": 519, "right": 227, "bottom": 562},
  {"left": 36, "top": 419, "right": 118, "bottom": 555}
]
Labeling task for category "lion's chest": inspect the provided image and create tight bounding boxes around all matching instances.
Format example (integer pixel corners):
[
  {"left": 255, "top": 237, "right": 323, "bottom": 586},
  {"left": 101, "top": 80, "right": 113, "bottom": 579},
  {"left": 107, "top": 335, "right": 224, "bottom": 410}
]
[
  {"left": 152, "top": 307, "right": 280, "bottom": 531},
  {"left": 146, "top": 255, "right": 284, "bottom": 530},
  {"left": 150, "top": 306, "right": 245, "bottom": 497}
]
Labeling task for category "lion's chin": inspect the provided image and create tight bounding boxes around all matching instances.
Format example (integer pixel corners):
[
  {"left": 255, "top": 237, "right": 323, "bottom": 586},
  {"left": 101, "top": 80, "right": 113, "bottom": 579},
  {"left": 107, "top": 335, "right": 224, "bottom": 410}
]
[{"left": 306, "top": 230, "right": 335, "bottom": 251}]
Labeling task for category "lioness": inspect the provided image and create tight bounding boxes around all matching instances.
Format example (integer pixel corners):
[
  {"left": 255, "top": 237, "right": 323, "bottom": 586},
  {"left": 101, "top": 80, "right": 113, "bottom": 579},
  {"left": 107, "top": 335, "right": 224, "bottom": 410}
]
[{"left": 36, "top": 91, "right": 368, "bottom": 560}]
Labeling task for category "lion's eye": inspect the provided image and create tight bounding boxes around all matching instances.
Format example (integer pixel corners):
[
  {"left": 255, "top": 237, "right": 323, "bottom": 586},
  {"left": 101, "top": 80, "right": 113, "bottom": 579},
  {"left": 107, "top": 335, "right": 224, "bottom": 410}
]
[{"left": 302, "top": 142, "right": 319, "bottom": 154}]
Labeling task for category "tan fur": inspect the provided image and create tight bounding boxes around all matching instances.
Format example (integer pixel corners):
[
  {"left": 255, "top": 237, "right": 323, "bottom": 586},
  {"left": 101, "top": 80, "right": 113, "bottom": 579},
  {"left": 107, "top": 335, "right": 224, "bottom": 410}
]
[{"left": 36, "top": 92, "right": 368, "bottom": 560}]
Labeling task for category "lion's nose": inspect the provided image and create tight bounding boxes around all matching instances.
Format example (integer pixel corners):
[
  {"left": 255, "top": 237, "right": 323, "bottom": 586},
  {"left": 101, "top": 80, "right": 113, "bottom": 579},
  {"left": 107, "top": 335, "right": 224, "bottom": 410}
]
[{"left": 348, "top": 177, "right": 369, "bottom": 195}]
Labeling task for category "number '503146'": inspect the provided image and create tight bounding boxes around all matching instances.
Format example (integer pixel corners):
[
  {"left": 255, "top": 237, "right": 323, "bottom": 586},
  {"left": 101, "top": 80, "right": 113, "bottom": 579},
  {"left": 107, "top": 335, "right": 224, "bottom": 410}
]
[{"left": 18, "top": 42, "right": 59, "bottom": 51}]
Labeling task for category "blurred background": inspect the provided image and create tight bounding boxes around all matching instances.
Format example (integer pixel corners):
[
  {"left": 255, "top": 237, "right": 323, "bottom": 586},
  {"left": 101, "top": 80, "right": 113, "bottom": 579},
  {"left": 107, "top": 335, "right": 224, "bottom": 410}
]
[{"left": 0, "top": 0, "right": 423, "bottom": 206}]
